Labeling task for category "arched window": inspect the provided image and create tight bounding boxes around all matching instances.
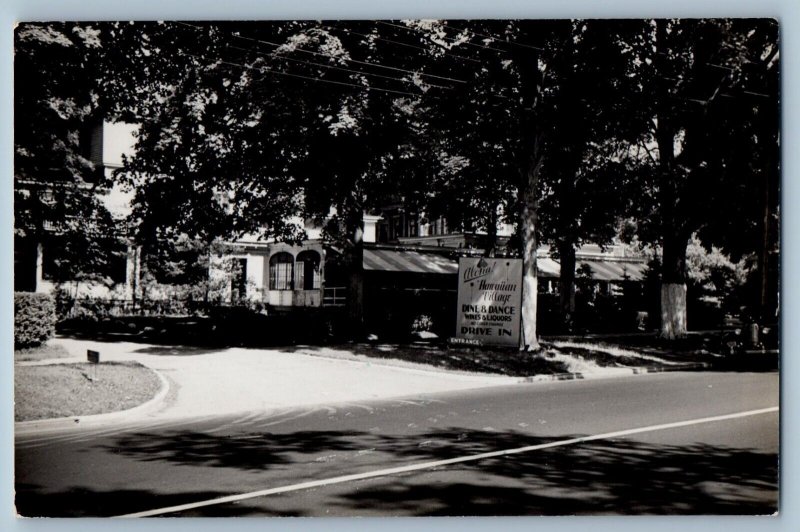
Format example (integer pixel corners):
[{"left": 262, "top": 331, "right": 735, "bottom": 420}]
[
  {"left": 269, "top": 252, "right": 293, "bottom": 291},
  {"left": 295, "top": 250, "right": 321, "bottom": 290}
]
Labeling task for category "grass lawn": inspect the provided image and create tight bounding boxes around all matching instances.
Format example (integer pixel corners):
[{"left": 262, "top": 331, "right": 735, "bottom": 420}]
[
  {"left": 14, "top": 343, "right": 74, "bottom": 362},
  {"left": 15, "top": 362, "right": 161, "bottom": 422}
]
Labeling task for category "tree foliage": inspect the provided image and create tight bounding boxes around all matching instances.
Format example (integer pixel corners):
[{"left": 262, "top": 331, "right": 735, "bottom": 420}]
[
  {"left": 15, "top": 19, "right": 779, "bottom": 343},
  {"left": 615, "top": 19, "right": 779, "bottom": 336},
  {"left": 14, "top": 23, "right": 130, "bottom": 289}
]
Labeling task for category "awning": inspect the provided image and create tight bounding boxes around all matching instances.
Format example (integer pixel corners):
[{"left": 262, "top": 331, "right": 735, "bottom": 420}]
[
  {"left": 363, "top": 248, "right": 459, "bottom": 274},
  {"left": 363, "top": 248, "right": 648, "bottom": 281},
  {"left": 577, "top": 260, "right": 648, "bottom": 282},
  {"left": 537, "top": 257, "right": 561, "bottom": 278}
]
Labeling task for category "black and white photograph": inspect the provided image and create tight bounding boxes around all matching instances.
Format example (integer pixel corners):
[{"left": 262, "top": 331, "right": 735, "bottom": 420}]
[{"left": 12, "top": 17, "right": 780, "bottom": 518}]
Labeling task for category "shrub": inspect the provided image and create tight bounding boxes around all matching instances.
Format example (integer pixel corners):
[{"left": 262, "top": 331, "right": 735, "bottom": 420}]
[
  {"left": 411, "top": 314, "right": 434, "bottom": 333},
  {"left": 14, "top": 292, "right": 56, "bottom": 348},
  {"left": 53, "top": 286, "right": 76, "bottom": 321},
  {"left": 70, "top": 297, "right": 113, "bottom": 323}
]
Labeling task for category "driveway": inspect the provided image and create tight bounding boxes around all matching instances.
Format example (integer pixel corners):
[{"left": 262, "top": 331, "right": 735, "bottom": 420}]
[{"left": 46, "top": 337, "right": 517, "bottom": 421}]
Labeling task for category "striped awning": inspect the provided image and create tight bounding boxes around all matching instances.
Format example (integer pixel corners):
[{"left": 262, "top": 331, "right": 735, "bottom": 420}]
[
  {"left": 363, "top": 248, "right": 459, "bottom": 274},
  {"left": 577, "top": 260, "right": 648, "bottom": 282},
  {"left": 537, "top": 257, "right": 561, "bottom": 278},
  {"left": 362, "top": 248, "right": 648, "bottom": 282}
]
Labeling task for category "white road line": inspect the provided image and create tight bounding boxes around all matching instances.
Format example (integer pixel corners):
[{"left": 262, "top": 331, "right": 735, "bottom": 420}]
[{"left": 116, "top": 406, "right": 779, "bottom": 518}]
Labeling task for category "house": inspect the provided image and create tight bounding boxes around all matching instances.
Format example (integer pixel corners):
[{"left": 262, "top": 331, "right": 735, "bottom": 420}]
[
  {"left": 17, "top": 121, "right": 649, "bottom": 334},
  {"left": 14, "top": 121, "right": 139, "bottom": 299}
]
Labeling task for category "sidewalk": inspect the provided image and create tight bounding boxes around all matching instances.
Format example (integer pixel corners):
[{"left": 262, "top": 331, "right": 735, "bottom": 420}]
[{"left": 34, "top": 337, "right": 518, "bottom": 423}]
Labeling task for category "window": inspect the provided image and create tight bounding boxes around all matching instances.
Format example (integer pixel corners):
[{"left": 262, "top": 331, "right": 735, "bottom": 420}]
[
  {"left": 269, "top": 252, "right": 293, "bottom": 290},
  {"left": 295, "top": 250, "right": 321, "bottom": 290}
]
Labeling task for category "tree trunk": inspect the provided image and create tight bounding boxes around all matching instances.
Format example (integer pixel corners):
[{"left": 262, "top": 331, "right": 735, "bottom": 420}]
[
  {"left": 654, "top": 20, "right": 689, "bottom": 340},
  {"left": 660, "top": 234, "right": 689, "bottom": 339},
  {"left": 485, "top": 203, "right": 498, "bottom": 258},
  {"left": 558, "top": 240, "right": 576, "bottom": 333},
  {"left": 520, "top": 147, "right": 543, "bottom": 351},
  {"left": 344, "top": 207, "right": 365, "bottom": 338}
]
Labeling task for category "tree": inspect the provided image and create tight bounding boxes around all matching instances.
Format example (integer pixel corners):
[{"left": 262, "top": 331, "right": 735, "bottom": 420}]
[
  {"left": 72, "top": 19, "right": 778, "bottom": 348},
  {"left": 14, "top": 23, "right": 123, "bottom": 292},
  {"left": 405, "top": 19, "right": 641, "bottom": 348},
  {"left": 386, "top": 20, "right": 577, "bottom": 350},
  {"left": 620, "top": 19, "right": 779, "bottom": 338},
  {"left": 536, "top": 20, "right": 642, "bottom": 333},
  {"left": 105, "top": 22, "right": 307, "bottom": 248},
  {"left": 105, "top": 21, "right": 443, "bottom": 331}
]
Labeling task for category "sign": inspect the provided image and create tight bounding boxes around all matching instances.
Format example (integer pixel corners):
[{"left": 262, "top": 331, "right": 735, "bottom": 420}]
[
  {"left": 455, "top": 257, "right": 523, "bottom": 347},
  {"left": 87, "top": 350, "right": 100, "bottom": 364}
]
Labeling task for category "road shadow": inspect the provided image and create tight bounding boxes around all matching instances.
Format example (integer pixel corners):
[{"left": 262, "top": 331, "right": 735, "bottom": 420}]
[
  {"left": 28, "top": 426, "right": 775, "bottom": 516},
  {"left": 328, "top": 437, "right": 778, "bottom": 516},
  {"left": 131, "top": 345, "right": 226, "bottom": 356},
  {"left": 100, "top": 429, "right": 367, "bottom": 470},
  {"left": 14, "top": 483, "right": 304, "bottom": 517},
  {"left": 278, "top": 344, "right": 573, "bottom": 377}
]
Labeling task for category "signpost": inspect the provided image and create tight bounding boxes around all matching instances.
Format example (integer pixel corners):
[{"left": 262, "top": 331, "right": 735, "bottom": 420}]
[{"left": 454, "top": 257, "right": 523, "bottom": 347}]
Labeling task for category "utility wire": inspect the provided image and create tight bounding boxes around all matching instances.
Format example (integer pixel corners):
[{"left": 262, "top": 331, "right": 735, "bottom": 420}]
[
  {"left": 176, "top": 21, "right": 524, "bottom": 104},
  {"left": 233, "top": 33, "right": 467, "bottom": 86},
  {"left": 318, "top": 23, "right": 482, "bottom": 65},
  {"left": 187, "top": 52, "right": 444, "bottom": 100},
  {"left": 442, "top": 21, "right": 545, "bottom": 52},
  {"left": 377, "top": 20, "right": 511, "bottom": 54},
  {"left": 226, "top": 43, "right": 455, "bottom": 91},
  {"left": 175, "top": 21, "right": 468, "bottom": 85}
]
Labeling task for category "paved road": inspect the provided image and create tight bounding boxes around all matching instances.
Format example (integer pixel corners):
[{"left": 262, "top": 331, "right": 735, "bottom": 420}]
[{"left": 15, "top": 371, "right": 779, "bottom": 517}]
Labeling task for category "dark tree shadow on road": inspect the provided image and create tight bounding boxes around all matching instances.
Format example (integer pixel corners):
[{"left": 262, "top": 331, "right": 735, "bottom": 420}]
[
  {"left": 131, "top": 345, "right": 226, "bottom": 356},
  {"left": 64, "top": 426, "right": 782, "bottom": 516},
  {"left": 328, "top": 440, "right": 778, "bottom": 516},
  {"left": 100, "top": 430, "right": 368, "bottom": 470},
  {"left": 14, "top": 483, "right": 305, "bottom": 517}
]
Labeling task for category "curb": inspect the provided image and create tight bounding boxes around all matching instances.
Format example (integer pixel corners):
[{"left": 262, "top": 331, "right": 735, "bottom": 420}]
[
  {"left": 518, "top": 362, "right": 711, "bottom": 384},
  {"left": 15, "top": 365, "right": 171, "bottom": 436},
  {"left": 288, "top": 348, "right": 713, "bottom": 384},
  {"left": 288, "top": 348, "right": 520, "bottom": 384},
  {"left": 16, "top": 357, "right": 85, "bottom": 367}
]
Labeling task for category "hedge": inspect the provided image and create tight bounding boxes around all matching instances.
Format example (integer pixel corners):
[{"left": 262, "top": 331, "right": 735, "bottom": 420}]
[{"left": 14, "top": 292, "right": 56, "bottom": 348}]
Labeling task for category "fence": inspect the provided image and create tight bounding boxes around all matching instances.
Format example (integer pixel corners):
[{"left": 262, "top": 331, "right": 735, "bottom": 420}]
[{"left": 58, "top": 296, "right": 240, "bottom": 320}]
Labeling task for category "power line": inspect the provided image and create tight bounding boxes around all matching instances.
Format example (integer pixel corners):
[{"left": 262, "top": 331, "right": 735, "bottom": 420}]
[
  {"left": 225, "top": 43, "right": 455, "bottom": 91},
  {"left": 175, "top": 21, "right": 468, "bottom": 86},
  {"left": 318, "top": 23, "right": 482, "bottom": 65},
  {"left": 186, "top": 52, "right": 444, "bottom": 100},
  {"left": 377, "top": 20, "right": 511, "bottom": 54},
  {"left": 171, "top": 24, "right": 527, "bottom": 106},
  {"left": 441, "top": 21, "right": 545, "bottom": 52},
  {"left": 233, "top": 33, "right": 467, "bottom": 86},
  {"left": 174, "top": 21, "right": 529, "bottom": 105}
]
